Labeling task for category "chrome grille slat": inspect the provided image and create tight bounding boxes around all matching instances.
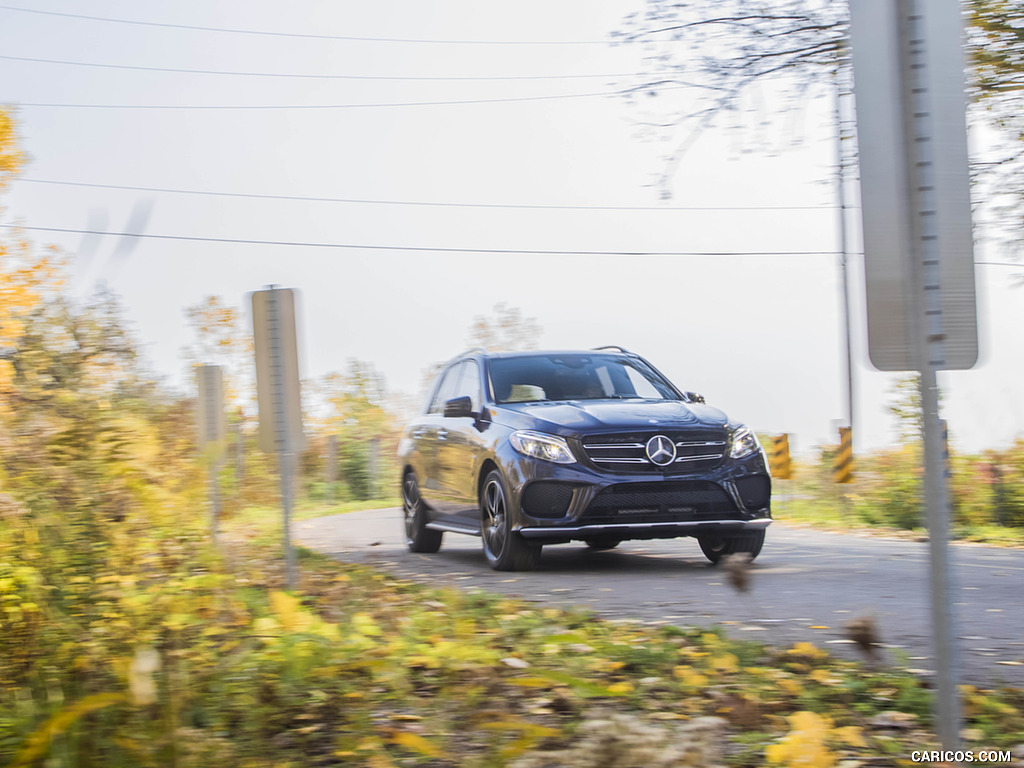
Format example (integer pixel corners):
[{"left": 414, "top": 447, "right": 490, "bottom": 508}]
[
  {"left": 581, "top": 430, "right": 728, "bottom": 473},
  {"left": 675, "top": 453, "right": 723, "bottom": 463}
]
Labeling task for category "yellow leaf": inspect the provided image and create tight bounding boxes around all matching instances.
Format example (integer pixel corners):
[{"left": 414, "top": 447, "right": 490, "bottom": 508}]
[
  {"left": 711, "top": 653, "right": 740, "bottom": 673},
  {"left": 832, "top": 725, "right": 867, "bottom": 748},
  {"left": 766, "top": 711, "right": 836, "bottom": 768},
  {"left": 352, "top": 612, "right": 382, "bottom": 637},
  {"left": 10, "top": 692, "right": 126, "bottom": 767},
  {"left": 787, "top": 641, "right": 829, "bottom": 662},
  {"left": 810, "top": 669, "right": 836, "bottom": 685},
  {"left": 269, "top": 591, "right": 302, "bottom": 631},
  {"left": 777, "top": 678, "right": 803, "bottom": 696},
  {"left": 673, "top": 666, "right": 708, "bottom": 687},
  {"left": 391, "top": 731, "right": 443, "bottom": 758}
]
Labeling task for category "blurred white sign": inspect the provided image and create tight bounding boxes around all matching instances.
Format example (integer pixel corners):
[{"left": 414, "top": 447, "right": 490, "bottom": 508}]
[{"left": 849, "top": 0, "right": 977, "bottom": 371}]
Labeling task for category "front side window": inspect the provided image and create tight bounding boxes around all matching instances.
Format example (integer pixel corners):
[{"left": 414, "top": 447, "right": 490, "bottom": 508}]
[
  {"left": 451, "top": 360, "right": 481, "bottom": 413},
  {"left": 488, "top": 354, "right": 679, "bottom": 404},
  {"left": 427, "top": 363, "right": 462, "bottom": 414}
]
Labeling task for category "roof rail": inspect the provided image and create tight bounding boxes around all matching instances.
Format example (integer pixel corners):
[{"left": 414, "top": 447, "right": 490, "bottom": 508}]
[
  {"left": 592, "top": 345, "right": 632, "bottom": 354},
  {"left": 447, "top": 347, "right": 487, "bottom": 363}
]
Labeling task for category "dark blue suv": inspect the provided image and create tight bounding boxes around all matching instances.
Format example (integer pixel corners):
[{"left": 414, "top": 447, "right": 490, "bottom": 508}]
[{"left": 398, "top": 347, "right": 771, "bottom": 570}]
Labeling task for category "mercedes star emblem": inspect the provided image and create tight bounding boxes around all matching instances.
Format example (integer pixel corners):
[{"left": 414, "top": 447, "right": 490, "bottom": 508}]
[{"left": 645, "top": 435, "right": 676, "bottom": 467}]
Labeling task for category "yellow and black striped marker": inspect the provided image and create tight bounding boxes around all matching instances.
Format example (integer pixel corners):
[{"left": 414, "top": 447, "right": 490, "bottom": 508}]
[
  {"left": 768, "top": 434, "right": 792, "bottom": 479},
  {"left": 941, "top": 419, "right": 950, "bottom": 479},
  {"left": 833, "top": 427, "right": 854, "bottom": 484}
]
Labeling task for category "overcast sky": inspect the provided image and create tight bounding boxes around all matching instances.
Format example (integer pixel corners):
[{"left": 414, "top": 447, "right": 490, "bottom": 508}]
[{"left": 1, "top": 0, "right": 1022, "bottom": 455}]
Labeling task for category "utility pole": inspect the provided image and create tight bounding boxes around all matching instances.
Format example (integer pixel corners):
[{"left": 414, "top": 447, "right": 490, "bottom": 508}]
[{"left": 835, "top": 56, "right": 856, "bottom": 453}]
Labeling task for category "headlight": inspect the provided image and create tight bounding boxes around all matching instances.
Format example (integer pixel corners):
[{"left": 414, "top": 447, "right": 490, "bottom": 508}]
[
  {"left": 509, "top": 430, "right": 576, "bottom": 464},
  {"left": 729, "top": 426, "right": 760, "bottom": 459}
]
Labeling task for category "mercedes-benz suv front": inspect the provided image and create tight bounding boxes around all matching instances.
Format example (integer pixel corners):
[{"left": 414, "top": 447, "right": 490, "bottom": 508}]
[{"left": 398, "top": 348, "right": 771, "bottom": 570}]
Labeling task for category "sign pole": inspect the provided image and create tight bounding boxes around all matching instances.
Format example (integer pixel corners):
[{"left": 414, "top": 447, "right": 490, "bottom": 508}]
[
  {"left": 265, "top": 287, "right": 298, "bottom": 591},
  {"left": 196, "top": 364, "right": 227, "bottom": 546},
  {"left": 900, "top": 0, "right": 960, "bottom": 745},
  {"left": 208, "top": 460, "right": 222, "bottom": 545},
  {"left": 326, "top": 434, "right": 337, "bottom": 505},
  {"left": 849, "top": 0, "right": 976, "bottom": 747},
  {"left": 252, "top": 287, "right": 305, "bottom": 592}
]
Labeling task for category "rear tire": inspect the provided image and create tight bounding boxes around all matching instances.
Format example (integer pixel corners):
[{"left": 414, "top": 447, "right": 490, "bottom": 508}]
[
  {"left": 481, "top": 470, "right": 540, "bottom": 571},
  {"left": 585, "top": 537, "right": 621, "bottom": 551},
  {"left": 698, "top": 529, "right": 765, "bottom": 564},
  {"left": 403, "top": 471, "right": 443, "bottom": 553}
]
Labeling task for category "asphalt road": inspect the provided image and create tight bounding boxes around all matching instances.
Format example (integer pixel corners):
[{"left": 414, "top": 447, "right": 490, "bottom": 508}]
[{"left": 296, "top": 508, "right": 1024, "bottom": 686}]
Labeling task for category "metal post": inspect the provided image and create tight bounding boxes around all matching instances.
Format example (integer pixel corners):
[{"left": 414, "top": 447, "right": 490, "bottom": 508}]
[
  {"left": 900, "top": 0, "right": 959, "bottom": 747},
  {"left": 267, "top": 288, "right": 297, "bottom": 591},
  {"left": 326, "top": 434, "right": 337, "bottom": 505},
  {"left": 235, "top": 417, "right": 245, "bottom": 483},
  {"left": 209, "top": 460, "right": 221, "bottom": 544},
  {"left": 835, "top": 58, "right": 856, "bottom": 452},
  {"left": 839, "top": 64, "right": 856, "bottom": 456},
  {"left": 368, "top": 437, "right": 380, "bottom": 499}
]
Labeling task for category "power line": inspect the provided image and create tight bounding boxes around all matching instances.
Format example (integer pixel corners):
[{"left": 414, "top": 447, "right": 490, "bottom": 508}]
[
  {"left": 0, "top": 5, "right": 614, "bottom": 45},
  {"left": 17, "top": 179, "right": 837, "bottom": 212},
  {"left": 1, "top": 224, "right": 841, "bottom": 256},
  {"left": 13, "top": 83, "right": 699, "bottom": 110},
  {"left": 0, "top": 54, "right": 651, "bottom": 82}
]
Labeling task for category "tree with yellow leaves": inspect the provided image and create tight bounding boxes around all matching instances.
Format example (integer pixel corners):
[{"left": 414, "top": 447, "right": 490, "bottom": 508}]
[
  {"left": 0, "top": 109, "right": 62, "bottom": 411},
  {"left": 182, "top": 294, "right": 254, "bottom": 411}
]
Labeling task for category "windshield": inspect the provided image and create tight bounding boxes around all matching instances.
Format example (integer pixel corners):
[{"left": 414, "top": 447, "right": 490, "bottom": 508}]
[{"left": 488, "top": 354, "right": 680, "bottom": 404}]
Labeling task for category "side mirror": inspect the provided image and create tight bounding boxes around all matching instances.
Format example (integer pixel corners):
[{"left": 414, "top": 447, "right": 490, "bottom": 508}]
[
  {"left": 684, "top": 391, "right": 706, "bottom": 404},
  {"left": 443, "top": 396, "right": 474, "bottom": 418}
]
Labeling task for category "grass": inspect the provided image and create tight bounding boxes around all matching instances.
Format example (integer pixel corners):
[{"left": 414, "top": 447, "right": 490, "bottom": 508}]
[
  {"left": 774, "top": 473, "right": 1024, "bottom": 548},
  {"left": 231, "top": 496, "right": 400, "bottom": 528},
  {"left": 214, "top": 499, "right": 1023, "bottom": 765},
  {"left": 6, "top": 490, "right": 1024, "bottom": 767}
]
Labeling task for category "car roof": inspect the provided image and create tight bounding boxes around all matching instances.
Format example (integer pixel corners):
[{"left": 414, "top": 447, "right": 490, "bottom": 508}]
[{"left": 450, "top": 348, "right": 637, "bottom": 364}]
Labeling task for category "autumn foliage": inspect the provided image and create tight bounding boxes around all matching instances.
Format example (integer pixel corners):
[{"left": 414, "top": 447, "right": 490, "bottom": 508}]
[{"left": 3, "top": 108, "right": 1024, "bottom": 766}]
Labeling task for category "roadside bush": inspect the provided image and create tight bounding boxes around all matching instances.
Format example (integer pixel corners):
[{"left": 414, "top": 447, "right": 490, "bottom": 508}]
[{"left": 851, "top": 447, "right": 923, "bottom": 530}]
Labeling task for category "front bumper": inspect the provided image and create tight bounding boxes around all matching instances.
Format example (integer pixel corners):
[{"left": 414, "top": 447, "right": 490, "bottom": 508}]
[
  {"left": 498, "top": 440, "right": 772, "bottom": 542},
  {"left": 519, "top": 516, "right": 771, "bottom": 540}
]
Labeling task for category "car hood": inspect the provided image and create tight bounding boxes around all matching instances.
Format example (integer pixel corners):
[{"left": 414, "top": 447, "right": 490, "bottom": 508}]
[{"left": 492, "top": 399, "right": 731, "bottom": 437}]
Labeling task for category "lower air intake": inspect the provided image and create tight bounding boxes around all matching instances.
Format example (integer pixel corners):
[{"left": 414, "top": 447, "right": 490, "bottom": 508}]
[{"left": 521, "top": 482, "right": 574, "bottom": 519}]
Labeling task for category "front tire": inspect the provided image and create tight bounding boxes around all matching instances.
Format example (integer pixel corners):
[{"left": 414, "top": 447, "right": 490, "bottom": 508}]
[
  {"left": 481, "top": 470, "right": 540, "bottom": 571},
  {"left": 585, "top": 537, "right": 621, "bottom": 551},
  {"left": 403, "top": 471, "right": 443, "bottom": 553},
  {"left": 698, "top": 529, "right": 765, "bottom": 564}
]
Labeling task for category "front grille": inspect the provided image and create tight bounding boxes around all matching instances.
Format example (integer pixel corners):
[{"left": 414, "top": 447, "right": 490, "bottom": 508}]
[
  {"left": 521, "top": 482, "right": 574, "bottom": 519},
  {"left": 579, "top": 480, "right": 738, "bottom": 525},
  {"left": 581, "top": 430, "right": 727, "bottom": 473}
]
